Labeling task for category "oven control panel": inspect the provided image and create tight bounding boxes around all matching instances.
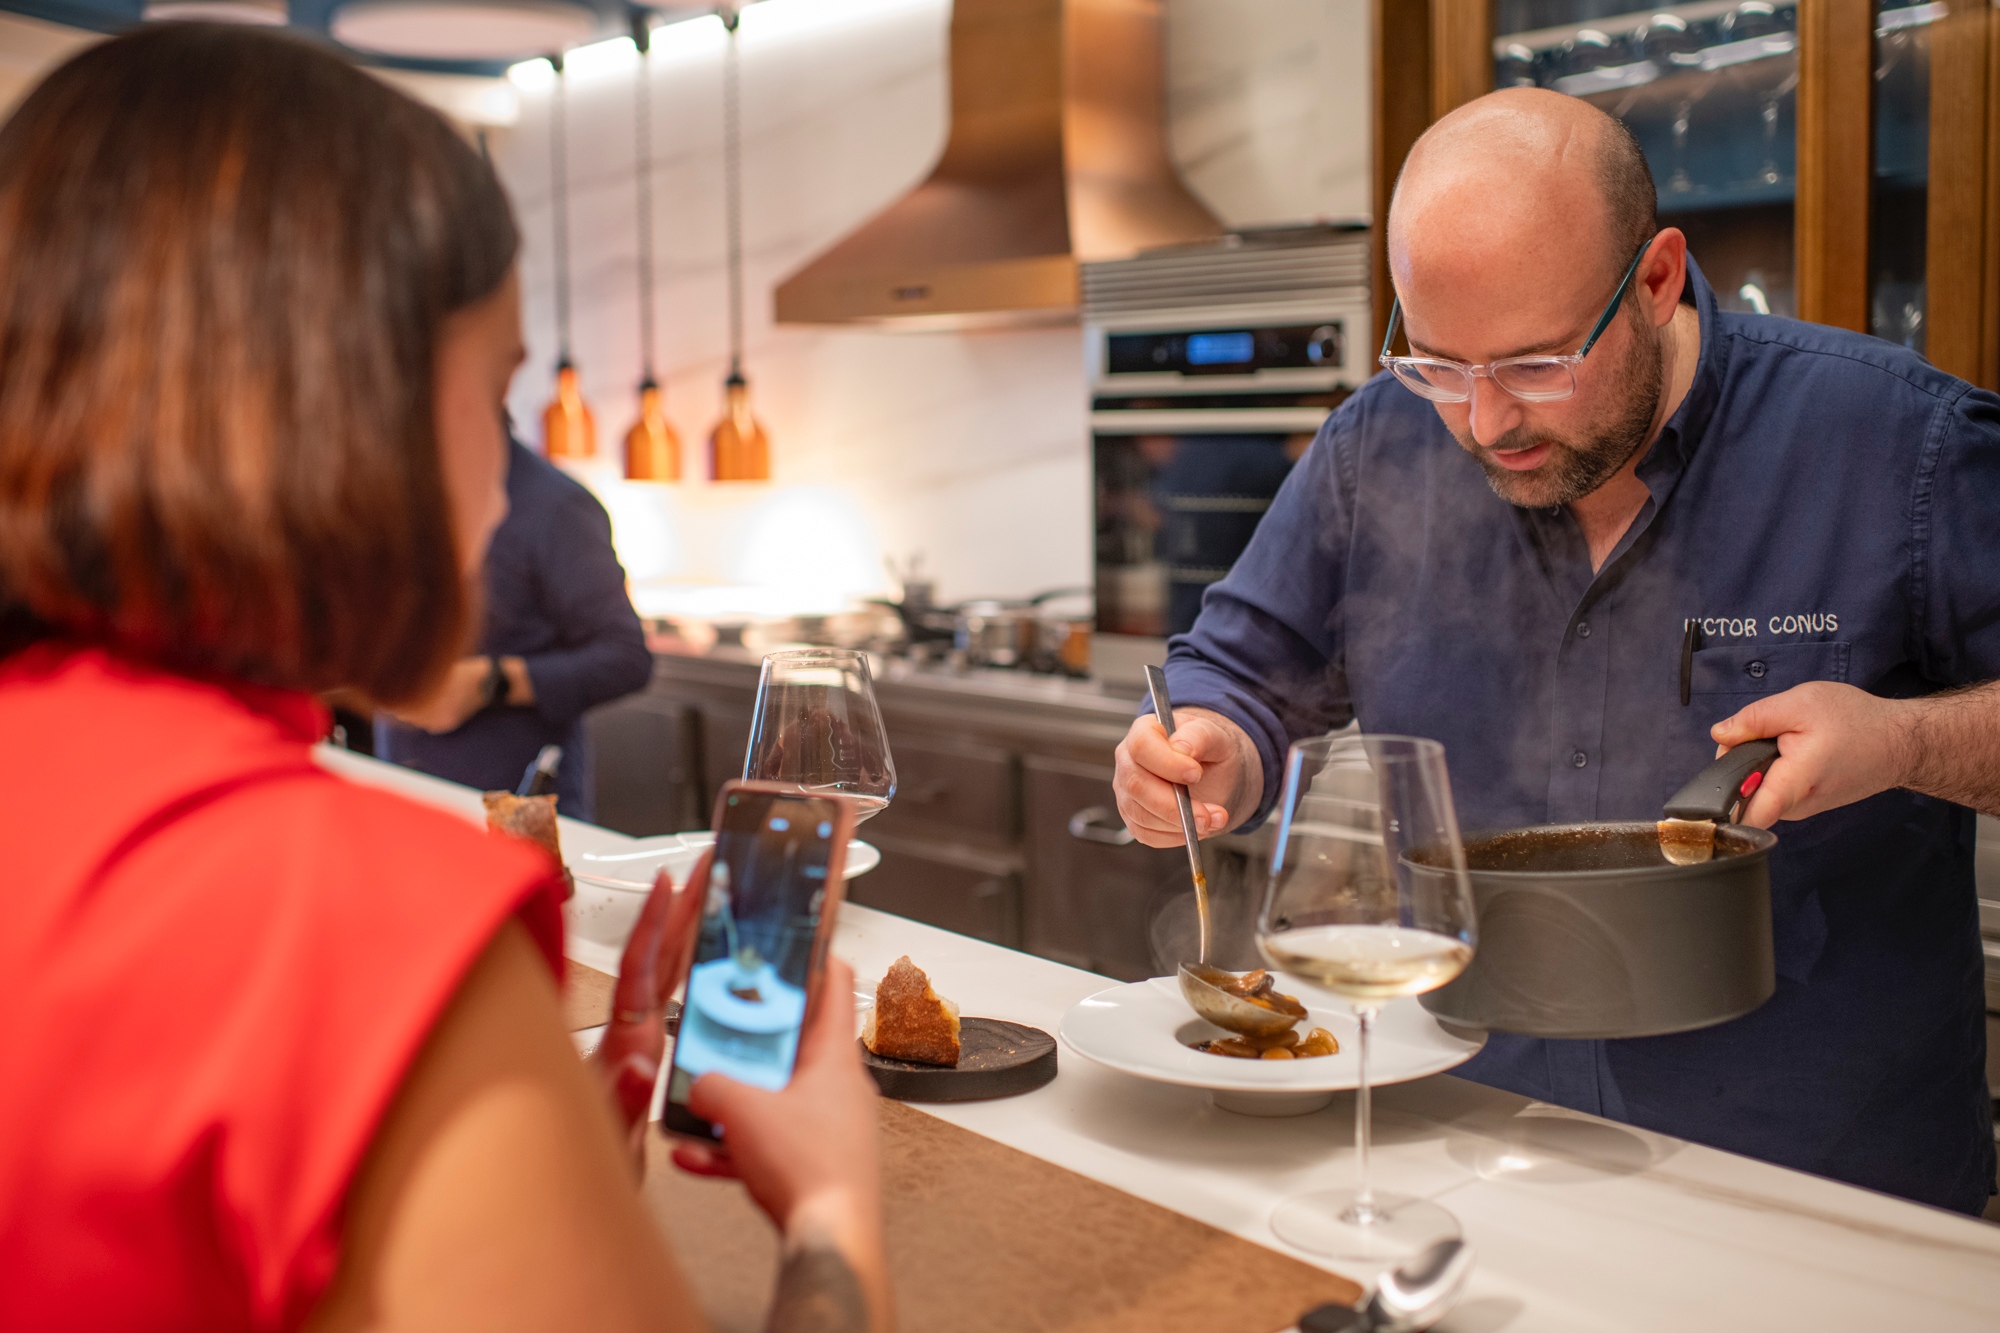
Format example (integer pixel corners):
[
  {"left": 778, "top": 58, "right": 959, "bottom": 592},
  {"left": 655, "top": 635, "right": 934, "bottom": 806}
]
[{"left": 1106, "top": 323, "right": 1344, "bottom": 377}]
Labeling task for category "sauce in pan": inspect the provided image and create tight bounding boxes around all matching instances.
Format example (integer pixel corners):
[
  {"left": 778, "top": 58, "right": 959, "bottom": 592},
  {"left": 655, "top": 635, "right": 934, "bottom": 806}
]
[{"left": 1417, "top": 824, "right": 1763, "bottom": 875}]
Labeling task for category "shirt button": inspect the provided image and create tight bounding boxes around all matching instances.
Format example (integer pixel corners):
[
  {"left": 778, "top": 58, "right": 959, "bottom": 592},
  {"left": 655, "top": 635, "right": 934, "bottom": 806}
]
[
  {"left": 1571, "top": 750, "right": 1588, "bottom": 769},
  {"left": 1747, "top": 660, "right": 1767, "bottom": 679},
  {"left": 1576, "top": 620, "right": 1592, "bottom": 639}
]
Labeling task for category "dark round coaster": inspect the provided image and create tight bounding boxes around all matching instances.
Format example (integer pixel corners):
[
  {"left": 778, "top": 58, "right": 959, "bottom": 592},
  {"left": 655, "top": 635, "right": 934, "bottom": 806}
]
[{"left": 861, "top": 1017, "right": 1057, "bottom": 1102}]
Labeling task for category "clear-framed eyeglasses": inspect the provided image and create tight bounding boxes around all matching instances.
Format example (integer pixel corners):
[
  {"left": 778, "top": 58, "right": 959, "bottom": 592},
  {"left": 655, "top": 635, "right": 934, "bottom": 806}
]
[{"left": 1378, "top": 236, "right": 1654, "bottom": 403}]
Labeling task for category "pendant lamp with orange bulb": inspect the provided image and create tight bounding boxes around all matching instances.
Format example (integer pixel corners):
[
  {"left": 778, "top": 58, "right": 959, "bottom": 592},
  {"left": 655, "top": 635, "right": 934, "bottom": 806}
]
[
  {"left": 541, "top": 51, "right": 597, "bottom": 461},
  {"left": 623, "top": 14, "right": 681, "bottom": 480},
  {"left": 707, "top": 5, "right": 769, "bottom": 482}
]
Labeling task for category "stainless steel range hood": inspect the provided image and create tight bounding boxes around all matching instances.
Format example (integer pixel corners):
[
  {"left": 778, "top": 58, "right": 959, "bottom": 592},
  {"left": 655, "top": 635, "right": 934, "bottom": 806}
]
[{"left": 773, "top": 0, "right": 1223, "bottom": 330}]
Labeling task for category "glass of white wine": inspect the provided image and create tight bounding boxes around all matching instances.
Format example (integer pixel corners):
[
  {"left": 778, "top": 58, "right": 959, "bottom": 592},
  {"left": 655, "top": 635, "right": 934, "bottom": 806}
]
[
  {"left": 743, "top": 649, "right": 897, "bottom": 820},
  {"left": 1258, "top": 733, "right": 1476, "bottom": 1263}
]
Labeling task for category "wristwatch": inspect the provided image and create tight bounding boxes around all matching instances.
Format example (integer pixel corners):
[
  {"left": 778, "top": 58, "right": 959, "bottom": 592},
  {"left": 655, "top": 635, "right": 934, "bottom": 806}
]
[{"left": 479, "top": 655, "right": 510, "bottom": 710}]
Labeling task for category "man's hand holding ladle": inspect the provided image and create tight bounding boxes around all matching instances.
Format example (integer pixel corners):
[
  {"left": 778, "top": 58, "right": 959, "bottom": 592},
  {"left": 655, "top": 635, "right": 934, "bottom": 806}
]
[{"left": 1112, "top": 706, "right": 1262, "bottom": 847}]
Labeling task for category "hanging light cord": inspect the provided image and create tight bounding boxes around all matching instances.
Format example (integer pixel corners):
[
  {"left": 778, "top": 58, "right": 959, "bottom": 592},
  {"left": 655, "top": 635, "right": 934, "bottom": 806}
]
[
  {"left": 633, "top": 23, "right": 657, "bottom": 382},
  {"left": 722, "top": 7, "right": 745, "bottom": 382},
  {"left": 551, "top": 52, "right": 574, "bottom": 366}
]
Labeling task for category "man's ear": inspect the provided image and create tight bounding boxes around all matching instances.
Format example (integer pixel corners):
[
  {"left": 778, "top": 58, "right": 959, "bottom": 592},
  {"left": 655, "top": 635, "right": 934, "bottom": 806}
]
[{"left": 1644, "top": 229, "right": 1690, "bottom": 328}]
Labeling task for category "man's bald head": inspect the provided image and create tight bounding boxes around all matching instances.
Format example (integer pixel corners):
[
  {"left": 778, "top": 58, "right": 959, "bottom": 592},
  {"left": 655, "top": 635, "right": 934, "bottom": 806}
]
[
  {"left": 1382, "top": 90, "right": 1680, "bottom": 513},
  {"left": 1389, "top": 89, "right": 1655, "bottom": 291}
]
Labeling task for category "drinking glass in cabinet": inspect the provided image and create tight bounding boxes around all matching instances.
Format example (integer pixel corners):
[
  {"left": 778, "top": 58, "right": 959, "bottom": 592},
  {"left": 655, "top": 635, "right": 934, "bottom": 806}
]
[{"left": 1871, "top": 0, "right": 1941, "bottom": 354}]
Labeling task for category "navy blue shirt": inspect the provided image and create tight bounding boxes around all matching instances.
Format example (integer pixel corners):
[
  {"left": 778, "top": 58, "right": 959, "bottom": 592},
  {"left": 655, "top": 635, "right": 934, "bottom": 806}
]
[
  {"left": 378, "top": 441, "right": 652, "bottom": 820},
  {"left": 1166, "top": 261, "right": 1998, "bottom": 1213}
]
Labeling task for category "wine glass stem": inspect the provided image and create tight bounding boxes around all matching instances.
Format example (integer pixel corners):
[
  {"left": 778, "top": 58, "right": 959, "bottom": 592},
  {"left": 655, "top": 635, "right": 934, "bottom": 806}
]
[{"left": 1350, "top": 1003, "right": 1378, "bottom": 1225}]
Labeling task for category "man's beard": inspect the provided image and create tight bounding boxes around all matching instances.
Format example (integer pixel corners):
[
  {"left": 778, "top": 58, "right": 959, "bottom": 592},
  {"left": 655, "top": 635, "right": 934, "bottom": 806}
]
[{"left": 1452, "top": 312, "right": 1664, "bottom": 509}]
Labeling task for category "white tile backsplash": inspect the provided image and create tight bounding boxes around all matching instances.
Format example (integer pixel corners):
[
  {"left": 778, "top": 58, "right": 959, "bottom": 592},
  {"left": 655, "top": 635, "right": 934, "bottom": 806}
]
[{"left": 1168, "top": 0, "right": 1372, "bottom": 228}]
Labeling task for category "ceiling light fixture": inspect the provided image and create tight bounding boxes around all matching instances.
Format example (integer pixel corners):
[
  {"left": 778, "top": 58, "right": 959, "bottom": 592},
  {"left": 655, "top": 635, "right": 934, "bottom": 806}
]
[
  {"left": 623, "top": 13, "right": 682, "bottom": 481},
  {"left": 540, "top": 50, "right": 597, "bottom": 460},
  {"left": 145, "top": 0, "right": 287, "bottom": 24},
  {"left": 705, "top": 3, "right": 769, "bottom": 483},
  {"left": 332, "top": 0, "right": 599, "bottom": 60}
]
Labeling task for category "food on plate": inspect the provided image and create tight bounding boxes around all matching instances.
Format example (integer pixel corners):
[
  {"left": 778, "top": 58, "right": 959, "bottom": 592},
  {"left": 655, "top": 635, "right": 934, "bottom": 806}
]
[
  {"left": 482, "top": 790, "right": 560, "bottom": 856},
  {"left": 862, "top": 955, "right": 961, "bottom": 1066},
  {"left": 481, "top": 791, "right": 573, "bottom": 897},
  {"left": 1208, "top": 967, "right": 1308, "bottom": 1018},
  {"left": 1192, "top": 1026, "right": 1340, "bottom": 1060}
]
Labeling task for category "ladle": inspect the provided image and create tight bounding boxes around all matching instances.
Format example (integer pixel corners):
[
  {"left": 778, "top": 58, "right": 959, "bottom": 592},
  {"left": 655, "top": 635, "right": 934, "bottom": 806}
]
[
  {"left": 1144, "top": 666, "right": 1210, "bottom": 962},
  {"left": 1177, "top": 962, "right": 1304, "bottom": 1040}
]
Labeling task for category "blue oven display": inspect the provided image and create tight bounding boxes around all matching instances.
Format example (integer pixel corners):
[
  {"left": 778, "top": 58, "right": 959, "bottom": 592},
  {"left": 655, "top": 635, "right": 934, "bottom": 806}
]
[{"left": 1184, "top": 331, "right": 1256, "bottom": 366}]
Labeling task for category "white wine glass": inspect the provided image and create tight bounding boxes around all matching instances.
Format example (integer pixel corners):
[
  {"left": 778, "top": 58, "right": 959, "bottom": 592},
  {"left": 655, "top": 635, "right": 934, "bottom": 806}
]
[
  {"left": 1258, "top": 733, "right": 1476, "bottom": 1264},
  {"left": 743, "top": 649, "right": 897, "bottom": 820}
]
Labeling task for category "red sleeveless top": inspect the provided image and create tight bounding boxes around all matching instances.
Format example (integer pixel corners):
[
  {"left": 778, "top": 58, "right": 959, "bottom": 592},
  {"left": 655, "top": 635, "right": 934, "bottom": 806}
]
[{"left": 0, "top": 646, "right": 565, "bottom": 1331}]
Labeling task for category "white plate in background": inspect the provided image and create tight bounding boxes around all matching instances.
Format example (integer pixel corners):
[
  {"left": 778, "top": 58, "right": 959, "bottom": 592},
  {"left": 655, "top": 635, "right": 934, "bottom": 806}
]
[{"left": 564, "top": 836, "right": 880, "bottom": 975}]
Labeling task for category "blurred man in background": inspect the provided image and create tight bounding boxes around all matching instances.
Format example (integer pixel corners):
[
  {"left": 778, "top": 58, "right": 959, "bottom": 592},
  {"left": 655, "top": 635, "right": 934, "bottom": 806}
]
[{"left": 379, "top": 433, "right": 652, "bottom": 819}]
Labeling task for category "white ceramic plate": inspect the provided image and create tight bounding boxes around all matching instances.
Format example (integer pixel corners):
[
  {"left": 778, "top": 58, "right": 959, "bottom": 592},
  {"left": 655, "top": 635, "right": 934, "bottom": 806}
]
[
  {"left": 563, "top": 835, "right": 881, "bottom": 974},
  {"left": 573, "top": 833, "right": 882, "bottom": 890},
  {"left": 1060, "top": 977, "right": 1482, "bottom": 1116}
]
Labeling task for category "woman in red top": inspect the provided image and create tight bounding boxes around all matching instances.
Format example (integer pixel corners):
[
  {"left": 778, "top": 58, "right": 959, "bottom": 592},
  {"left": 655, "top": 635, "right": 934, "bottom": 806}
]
[{"left": 0, "top": 25, "right": 888, "bottom": 1333}]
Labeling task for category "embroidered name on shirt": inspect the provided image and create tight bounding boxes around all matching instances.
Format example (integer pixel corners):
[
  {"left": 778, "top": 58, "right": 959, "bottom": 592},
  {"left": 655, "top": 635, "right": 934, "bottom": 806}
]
[{"left": 1683, "top": 613, "right": 1839, "bottom": 639}]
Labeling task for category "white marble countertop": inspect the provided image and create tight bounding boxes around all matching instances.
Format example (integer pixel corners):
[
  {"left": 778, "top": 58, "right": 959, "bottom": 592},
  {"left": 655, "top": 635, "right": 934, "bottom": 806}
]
[{"left": 317, "top": 747, "right": 2000, "bottom": 1332}]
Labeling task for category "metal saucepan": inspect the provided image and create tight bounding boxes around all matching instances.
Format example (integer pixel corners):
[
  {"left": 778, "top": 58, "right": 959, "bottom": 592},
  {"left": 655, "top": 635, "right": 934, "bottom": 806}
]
[
  {"left": 954, "top": 587, "right": 1093, "bottom": 669},
  {"left": 1411, "top": 742, "right": 1781, "bottom": 1040},
  {"left": 954, "top": 599, "right": 1039, "bottom": 667}
]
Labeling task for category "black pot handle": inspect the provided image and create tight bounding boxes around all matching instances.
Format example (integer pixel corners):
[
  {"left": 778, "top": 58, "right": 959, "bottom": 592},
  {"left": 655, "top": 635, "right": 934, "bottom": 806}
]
[{"left": 1662, "top": 739, "right": 1781, "bottom": 824}]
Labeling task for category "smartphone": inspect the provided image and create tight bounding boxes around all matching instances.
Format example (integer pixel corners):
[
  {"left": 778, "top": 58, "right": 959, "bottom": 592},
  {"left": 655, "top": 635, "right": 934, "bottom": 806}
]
[{"left": 659, "top": 780, "right": 857, "bottom": 1144}]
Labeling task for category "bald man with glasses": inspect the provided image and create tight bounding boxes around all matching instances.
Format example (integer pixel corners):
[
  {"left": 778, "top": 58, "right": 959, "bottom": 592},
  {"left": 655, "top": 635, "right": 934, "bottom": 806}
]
[{"left": 1114, "top": 88, "right": 2000, "bottom": 1215}]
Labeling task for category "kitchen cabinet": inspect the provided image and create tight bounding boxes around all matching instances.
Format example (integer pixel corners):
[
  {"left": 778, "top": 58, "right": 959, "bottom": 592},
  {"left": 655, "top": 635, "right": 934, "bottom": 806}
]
[
  {"left": 846, "top": 835, "right": 1020, "bottom": 947},
  {"left": 584, "top": 692, "right": 703, "bottom": 836},
  {"left": 699, "top": 702, "right": 756, "bottom": 810},
  {"left": 1021, "top": 756, "right": 1186, "bottom": 977},
  {"left": 865, "top": 734, "right": 1020, "bottom": 852},
  {"left": 1378, "top": 0, "right": 2000, "bottom": 387},
  {"left": 1022, "top": 754, "right": 1277, "bottom": 979}
]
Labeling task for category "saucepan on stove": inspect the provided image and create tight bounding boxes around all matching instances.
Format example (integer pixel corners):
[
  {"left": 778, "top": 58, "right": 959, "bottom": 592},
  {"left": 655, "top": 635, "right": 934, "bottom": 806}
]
[
  {"left": 1407, "top": 741, "right": 1781, "bottom": 1040},
  {"left": 953, "top": 588, "right": 1094, "bottom": 670},
  {"left": 953, "top": 599, "right": 1039, "bottom": 668}
]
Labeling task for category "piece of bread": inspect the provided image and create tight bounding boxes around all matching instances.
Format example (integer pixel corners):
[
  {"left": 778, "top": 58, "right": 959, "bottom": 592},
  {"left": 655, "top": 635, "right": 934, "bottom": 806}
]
[
  {"left": 862, "top": 956, "right": 961, "bottom": 1066},
  {"left": 482, "top": 791, "right": 572, "bottom": 897}
]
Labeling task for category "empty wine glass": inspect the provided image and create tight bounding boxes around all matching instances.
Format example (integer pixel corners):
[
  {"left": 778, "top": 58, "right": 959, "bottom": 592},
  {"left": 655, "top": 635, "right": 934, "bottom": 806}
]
[
  {"left": 1722, "top": 0, "right": 1798, "bottom": 188},
  {"left": 743, "top": 649, "right": 896, "bottom": 820},
  {"left": 1258, "top": 734, "right": 1477, "bottom": 1265},
  {"left": 1633, "top": 13, "right": 1707, "bottom": 194}
]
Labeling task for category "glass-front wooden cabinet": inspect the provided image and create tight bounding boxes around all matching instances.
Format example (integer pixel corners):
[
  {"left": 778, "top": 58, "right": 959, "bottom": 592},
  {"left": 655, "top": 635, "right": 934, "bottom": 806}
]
[
  {"left": 1872, "top": 0, "right": 1931, "bottom": 351},
  {"left": 1493, "top": 0, "right": 1801, "bottom": 319},
  {"left": 1372, "top": 0, "right": 2000, "bottom": 387}
]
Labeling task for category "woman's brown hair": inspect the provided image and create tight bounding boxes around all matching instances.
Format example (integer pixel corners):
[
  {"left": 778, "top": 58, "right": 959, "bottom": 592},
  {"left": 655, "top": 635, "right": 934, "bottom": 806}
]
[{"left": 0, "top": 23, "right": 518, "bottom": 703}]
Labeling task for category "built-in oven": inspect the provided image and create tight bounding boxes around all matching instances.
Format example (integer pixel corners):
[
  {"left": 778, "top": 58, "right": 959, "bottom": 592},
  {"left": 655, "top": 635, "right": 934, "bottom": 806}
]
[{"left": 1081, "top": 226, "right": 1371, "bottom": 689}]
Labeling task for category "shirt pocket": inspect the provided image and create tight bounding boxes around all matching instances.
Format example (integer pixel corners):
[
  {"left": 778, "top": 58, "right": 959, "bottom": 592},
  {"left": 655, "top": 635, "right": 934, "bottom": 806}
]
[{"left": 1688, "top": 640, "right": 1850, "bottom": 696}]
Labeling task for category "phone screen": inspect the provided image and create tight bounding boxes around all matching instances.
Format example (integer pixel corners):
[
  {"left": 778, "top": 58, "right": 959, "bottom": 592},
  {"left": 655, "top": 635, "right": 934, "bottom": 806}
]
[{"left": 661, "top": 787, "right": 844, "bottom": 1142}]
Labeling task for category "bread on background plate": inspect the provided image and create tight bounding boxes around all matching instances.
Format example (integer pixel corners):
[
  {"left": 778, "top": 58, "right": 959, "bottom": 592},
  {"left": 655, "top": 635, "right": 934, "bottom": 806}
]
[
  {"left": 862, "top": 956, "right": 961, "bottom": 1066},
  {"left": 482, "top": 791, "right": 573, "bottom": 897}
]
